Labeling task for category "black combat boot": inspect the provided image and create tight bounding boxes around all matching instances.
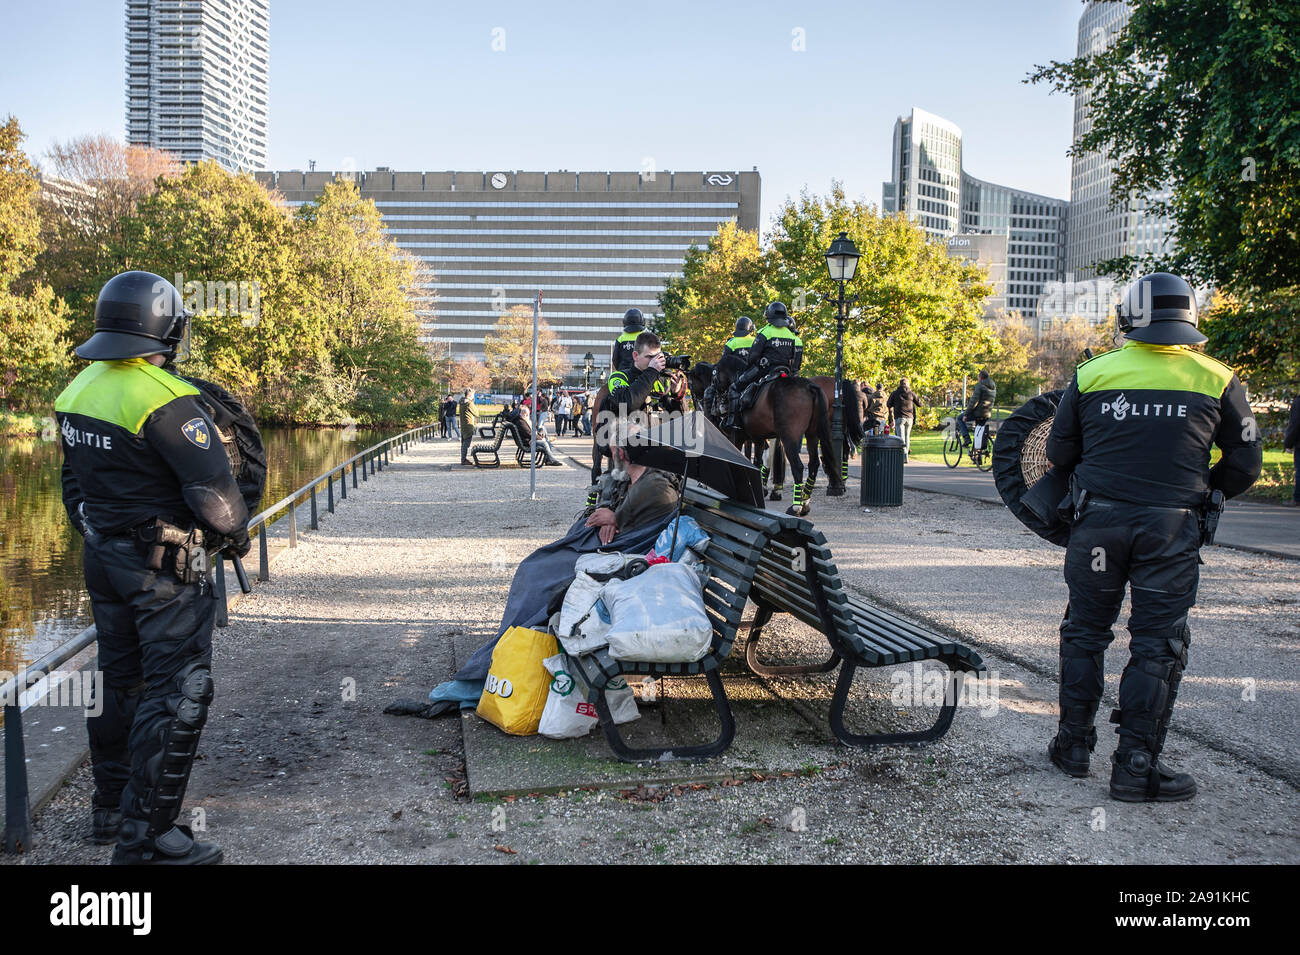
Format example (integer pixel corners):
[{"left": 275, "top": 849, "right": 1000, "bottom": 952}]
[
  {"left": 1047, "top": 703, "right": 1098, "bottom": 778},
  {"left": 1049, "top": 645, "right": 1103, "bottom": 777},
  {"left": 1109, "top": 629, "right": 1196, "bottom": 802},
  {"left": 90, "top": 804, "right": 122, "bottom": 845},
  {"left": 112, "top": 819, "right": 223, "bottom": 865},
  {"left": 1110, "top": 745, "right": 1197, "bottom": 803}
]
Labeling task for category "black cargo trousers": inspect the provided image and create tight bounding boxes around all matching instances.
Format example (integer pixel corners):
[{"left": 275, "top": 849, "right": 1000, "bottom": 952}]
[
  {"left": 1058, "top": 497, "right": 1201, "bottom": 758},
  {"left": 82, "top": 531, "right": 216, "bottom": 833}
]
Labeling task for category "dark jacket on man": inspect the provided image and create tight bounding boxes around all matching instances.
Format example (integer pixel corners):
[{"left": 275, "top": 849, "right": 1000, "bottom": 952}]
[
  {"left": 888, "top": 385, "right": 921, "bottom": 421},
  {"left": 1284, "top": 394, "right": 1300, "bottom": 450}
]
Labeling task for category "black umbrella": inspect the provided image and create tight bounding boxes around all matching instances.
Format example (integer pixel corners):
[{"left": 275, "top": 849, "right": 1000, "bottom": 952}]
[{"left": 624, "top": 410, "right": 764, "bottom": 508}]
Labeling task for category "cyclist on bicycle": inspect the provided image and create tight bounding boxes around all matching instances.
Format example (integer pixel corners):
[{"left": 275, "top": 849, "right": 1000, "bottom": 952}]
[{"left": 956, "top": 370, "right": 996, "bottom": 448}]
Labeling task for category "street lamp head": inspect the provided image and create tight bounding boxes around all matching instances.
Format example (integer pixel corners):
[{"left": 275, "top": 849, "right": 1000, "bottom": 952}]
[
  {"left": 825, "top": 231, "right": 860, "bottom": 283},
  {"left": 583, "top": 351, "right": 594, "bottom": 369}
]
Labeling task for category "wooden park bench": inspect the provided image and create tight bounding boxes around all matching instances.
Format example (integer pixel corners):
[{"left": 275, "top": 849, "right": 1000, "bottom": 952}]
[{"left": 567, "top": 485, "right": 986, "bottom": 761}]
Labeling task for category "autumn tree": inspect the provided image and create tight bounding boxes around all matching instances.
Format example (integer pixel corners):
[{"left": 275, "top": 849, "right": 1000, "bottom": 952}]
[
  {"left": 1032, "top": 317, "right": 1116, "bottom": 390},
  {"left": 449, "top": 356, "right": 492, "bottom": 394},
  {"left": 766, "top": 185, "right": 997, "bottom": 394},
  {"left": 483, "top": 305, "right": 569, "bottom": 390},
  {"left": 295, "top": 177, "right": 436, "bottom": 423},
  {"left": 657, "top": 220, "right": 778, "bottom": 362},
  {"left": 35, "top": 134, "right": 180, "bottom": 344},
  {"left": 0, "top": 117, "right": 71, "bottom": 413}
]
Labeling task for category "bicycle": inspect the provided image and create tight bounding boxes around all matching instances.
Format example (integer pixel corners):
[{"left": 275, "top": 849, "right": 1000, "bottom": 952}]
[{"left": 943, "top": 417, "right": 996, "bottom": 471}]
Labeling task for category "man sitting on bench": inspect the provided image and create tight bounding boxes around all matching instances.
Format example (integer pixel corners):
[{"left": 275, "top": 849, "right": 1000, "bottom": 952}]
[{"left": 514, "top": 402, "right": 564, "bottom": 466}]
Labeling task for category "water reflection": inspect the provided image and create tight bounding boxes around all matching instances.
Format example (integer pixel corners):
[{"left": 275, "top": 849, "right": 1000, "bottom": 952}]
[{"left": 0, "top": 426, "right": 385, "bottom": 673}]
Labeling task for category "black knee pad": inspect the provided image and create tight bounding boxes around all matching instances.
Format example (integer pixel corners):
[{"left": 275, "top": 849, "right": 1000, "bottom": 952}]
[{"left": 175, "top": 666, "right": 213, "bottom": 730}]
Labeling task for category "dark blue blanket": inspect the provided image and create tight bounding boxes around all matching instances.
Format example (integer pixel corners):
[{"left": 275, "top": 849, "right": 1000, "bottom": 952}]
[{"left": 452, "top": 513, "right": 674, "bottom": 681}]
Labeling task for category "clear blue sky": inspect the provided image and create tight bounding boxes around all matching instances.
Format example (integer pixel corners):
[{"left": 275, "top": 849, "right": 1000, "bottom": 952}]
[{"left": 2, "top": 0, "right": 1085, "bottom": 228}]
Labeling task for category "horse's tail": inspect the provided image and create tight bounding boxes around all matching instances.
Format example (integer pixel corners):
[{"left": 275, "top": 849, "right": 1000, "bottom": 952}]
[
  {"left": 808, "top": 382, "right": 839, "bottom": 485},
  {"left": 841, "top": 379, "right": 864, "bottom": 448}
]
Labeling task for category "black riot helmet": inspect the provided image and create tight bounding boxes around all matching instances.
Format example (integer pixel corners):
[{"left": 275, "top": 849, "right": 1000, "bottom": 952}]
[
  {"left": 622, "top": 307, "right": 646, "bottom": 333},
  {"left": 76, "top": 271, "right": 193, "bottom": 361},
  {"left": 764, "top": 301, "right": 791, "bottom": 328},
  {"left": 1116, "top": 272, "right": 1205, "bottom": 346},
  {"left": 733, "top": 316, "right": 755, "bottom": 337}
]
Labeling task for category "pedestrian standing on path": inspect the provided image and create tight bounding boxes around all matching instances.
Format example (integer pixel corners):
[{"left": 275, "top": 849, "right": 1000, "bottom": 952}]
[
  {"left": 1045, "top": 272, "right": 1261, "bottom": 803},
  {"left": 887, "top": 377, "right": 922, "bottom": 461},
  {"left": 446, "top": 396, "right": 460, "bottom": 440},
  {"left": 458, "top": 389, "right": 478, "bottom": 465},
  {"left": 1285, "top": 392, "right": 1300, "bottom": 506}
]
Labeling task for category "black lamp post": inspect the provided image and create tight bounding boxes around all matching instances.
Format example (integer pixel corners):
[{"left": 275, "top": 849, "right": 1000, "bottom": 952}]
[
  {"left": 583, "top": 352, "right": 594, "bottom": 390},
  {"left": 825, "top": 231, "right": 860, "bottom": 494}
]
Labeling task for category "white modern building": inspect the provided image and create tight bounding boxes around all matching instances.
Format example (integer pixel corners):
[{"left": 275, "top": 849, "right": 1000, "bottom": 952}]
[
  {"left": 882, "top": 108, "right": 964, "bottom": 238},
  {"left": 1063, "top": 0, "right": 1175, "bottom": 321},
  {"left": 125, "top": 0, "right": 270, "bottom": 172},
  {"left": 883, "top": 107, "right": 1069, "bottom": 320}
]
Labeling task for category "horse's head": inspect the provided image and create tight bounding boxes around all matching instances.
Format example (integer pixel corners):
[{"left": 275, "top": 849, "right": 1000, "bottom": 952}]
[{"left": 686, "top": 361, "right": 714, "bottom": 404}]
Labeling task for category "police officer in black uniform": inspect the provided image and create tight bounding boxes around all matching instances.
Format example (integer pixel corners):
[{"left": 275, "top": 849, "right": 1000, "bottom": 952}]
[
  {"left": 728, "top": 302, "right": 803, "bottom": 424},
  {"left": 1045, "top": 272, "right": 1261, "bottom": 802},
  {"left": 610, "top": 307, "right": 646, "bottom": 377},
  {"left": 55, "top": 271, "right": 251, "bottom": 863},
  {"left": 706, "top": 316, "right": 755, "bottom": 419}
]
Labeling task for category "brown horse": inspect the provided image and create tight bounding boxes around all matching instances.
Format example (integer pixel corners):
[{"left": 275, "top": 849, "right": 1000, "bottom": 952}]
[
  {"left": 738, "top": 375, "right": 843, "bottom": 515},
  {"left": 806, "top": 376, "right": 865, "bottom": 486}
]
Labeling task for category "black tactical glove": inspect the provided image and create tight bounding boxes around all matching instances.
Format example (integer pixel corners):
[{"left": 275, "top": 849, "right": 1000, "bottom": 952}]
[{"left": 222, "top": 528, "right": 252, "bottom": 560}]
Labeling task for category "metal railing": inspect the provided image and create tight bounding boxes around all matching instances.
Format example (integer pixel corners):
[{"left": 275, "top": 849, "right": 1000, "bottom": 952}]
[{"left": 1, "top": 422, "right": 438, "bottom": 852}]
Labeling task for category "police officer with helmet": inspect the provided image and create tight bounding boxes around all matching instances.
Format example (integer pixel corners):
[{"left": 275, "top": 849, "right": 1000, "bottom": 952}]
[
  {"left": 610, "top": 307, "right": 646, "bottom": 377},
  {"left": 728, "top": 302, "right": 803, "bottom": 424},
  {"left": 1045, "top": 272, "right": 1261, "bottom": 802},
  {"left": 708, "top": 316, "right": 756, "bottom": 418},
  {"left": 55, "top": 270, "right": 251, "bottom": 863}
]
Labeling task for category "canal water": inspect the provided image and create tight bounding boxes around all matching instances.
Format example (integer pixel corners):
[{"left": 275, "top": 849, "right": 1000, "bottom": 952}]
[{"left": 0, "top": 426, "right": 385, "bottom": 675}]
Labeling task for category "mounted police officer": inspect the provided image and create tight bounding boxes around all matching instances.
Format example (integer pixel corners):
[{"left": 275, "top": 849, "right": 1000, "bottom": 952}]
[
  {"left": 55, "top": 271, "right": 251, "bottom": 864},
  {"left": 707, "top": 316, "right": 755, "bottom": 419},
  {"left": 727, "top": 302, "right": 803, "bottom": 427},
  {"left": 610, "top": 307, "right": 646, "bottom": 377},
  {"left": 1045, "top": 272, "right": 1261, "bottom": 803}
]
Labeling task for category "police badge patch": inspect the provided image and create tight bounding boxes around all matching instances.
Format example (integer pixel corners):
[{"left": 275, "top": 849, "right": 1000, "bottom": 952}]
[{"left": 182, "top": 417, "right": 211, "bottom": 449}]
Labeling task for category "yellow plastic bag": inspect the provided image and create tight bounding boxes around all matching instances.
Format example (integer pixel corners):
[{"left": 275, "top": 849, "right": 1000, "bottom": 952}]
[{"left": 476, "top": 626, "right": 559, "bottom": 735}]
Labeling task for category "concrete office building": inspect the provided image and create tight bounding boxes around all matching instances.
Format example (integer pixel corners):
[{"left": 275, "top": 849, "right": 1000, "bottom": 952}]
[
  {"left": 883, "top": 107, "right": 1069, "bottom": 321},
  {"left": 260, "top": 169, "right": 761, "bottom": 373},
  {"left": 944, "top": 233, "right": 1008, "bottom": 316},
  {"left": 1064, "top": 0, "right": 1175, "bottom": 321},
  {"left": 961, "top": 174, "right": 1069, "bottom": 322},
  {"left": 125, "top": 0, "right": 270, "bottom": 172}
]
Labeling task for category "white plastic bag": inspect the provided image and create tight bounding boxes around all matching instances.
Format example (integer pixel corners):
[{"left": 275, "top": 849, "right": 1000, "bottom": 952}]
[
  {"left": 537, "top": 654, "right": 638, "bottom": 739},
  {"left": 555, "top": 571, "right": 611, "bottom": 655},
  {"left": 602, "top": 562, "right": 714, "bottom": 663}
]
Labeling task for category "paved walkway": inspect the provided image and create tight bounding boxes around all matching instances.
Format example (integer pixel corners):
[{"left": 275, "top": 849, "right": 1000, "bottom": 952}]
[
  {"left": 7, "top": 434, "right": 1296, "bottom": 864},
  {"left": 890, "top": 460, "right": 1300, "bottom": 560}
]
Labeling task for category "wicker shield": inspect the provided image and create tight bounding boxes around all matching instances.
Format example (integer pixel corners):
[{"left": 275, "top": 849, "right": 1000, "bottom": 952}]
[{"left": 991, "top": 390, "right": 1071, "bottom": 546}]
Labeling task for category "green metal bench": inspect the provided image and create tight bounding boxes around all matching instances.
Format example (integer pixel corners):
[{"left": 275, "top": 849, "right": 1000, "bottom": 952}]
[{"left": 568, "top": 484, "right": 986, "bottom": 761}]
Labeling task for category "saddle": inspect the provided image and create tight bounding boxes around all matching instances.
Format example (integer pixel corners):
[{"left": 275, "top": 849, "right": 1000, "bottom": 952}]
[{"left": 737, "top": 369, "right": 789, "bottom": 415}]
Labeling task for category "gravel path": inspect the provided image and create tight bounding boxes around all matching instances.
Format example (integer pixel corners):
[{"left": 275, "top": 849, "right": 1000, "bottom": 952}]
[{"left": 7, "top": 435, "right": 1297, "bottom": 865}]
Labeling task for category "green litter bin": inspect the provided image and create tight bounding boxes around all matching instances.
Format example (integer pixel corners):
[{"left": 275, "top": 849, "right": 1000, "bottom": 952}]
[{"left": 860, "top": 434, "right": 905, "bottom": 507}]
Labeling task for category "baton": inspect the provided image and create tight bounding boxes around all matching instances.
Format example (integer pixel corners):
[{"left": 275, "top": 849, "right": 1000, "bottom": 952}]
[{"left": 231, "top": 554, "right": 252, "bottom": 593}]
